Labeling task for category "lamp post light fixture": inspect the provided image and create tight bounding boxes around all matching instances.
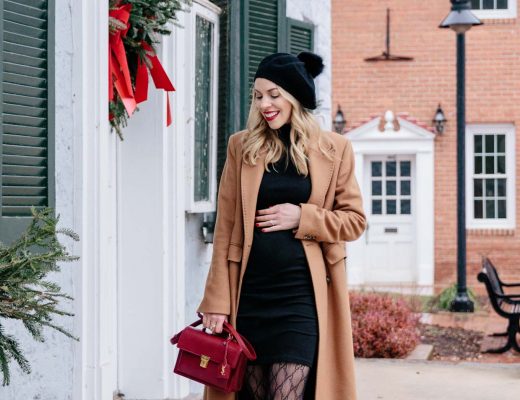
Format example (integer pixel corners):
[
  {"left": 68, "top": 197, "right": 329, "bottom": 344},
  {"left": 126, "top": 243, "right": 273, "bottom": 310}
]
[
  {"left": 433, "top": 104, "right": 447, "bottom": 134},
  {"left": 333, "top": 105, "right": 346, "bottom": 134},
  {"left": 440, "top": 0, "right": 482, "bottom": 313}
]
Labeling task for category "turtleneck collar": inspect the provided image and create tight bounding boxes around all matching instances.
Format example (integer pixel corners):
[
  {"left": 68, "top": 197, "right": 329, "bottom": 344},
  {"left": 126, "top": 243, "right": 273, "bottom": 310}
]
[{"left": 278, "top": 123, "right": 291, "bottom": 143}]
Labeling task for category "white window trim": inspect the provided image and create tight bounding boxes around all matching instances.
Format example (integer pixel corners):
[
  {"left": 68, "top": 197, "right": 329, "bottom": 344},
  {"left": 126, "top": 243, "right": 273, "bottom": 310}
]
[
  {"left": 471, "top": 1, "right": 517, "bottom": 19},
  {"left": 185, "top": 1, "right": 220, "bottom": 213},
  {"left": 466, "top": 124, "right": 516, "bottom": 230}
]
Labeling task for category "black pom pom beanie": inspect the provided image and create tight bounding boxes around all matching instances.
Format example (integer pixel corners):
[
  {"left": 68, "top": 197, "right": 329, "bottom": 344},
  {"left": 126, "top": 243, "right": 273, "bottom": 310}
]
[{"left": 253, "top": 51, "right": 324, "bottom": 110}]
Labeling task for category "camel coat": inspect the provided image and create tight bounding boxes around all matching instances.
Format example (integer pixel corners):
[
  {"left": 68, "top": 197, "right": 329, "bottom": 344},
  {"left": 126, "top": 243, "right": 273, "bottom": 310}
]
[{"left": 197, "top": 128, "right": 366, "bottom": 400}]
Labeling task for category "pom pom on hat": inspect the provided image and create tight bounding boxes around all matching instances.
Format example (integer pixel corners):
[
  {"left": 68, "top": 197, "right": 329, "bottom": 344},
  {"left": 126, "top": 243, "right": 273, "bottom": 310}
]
[{"left": 297, "top": 51, "right": 324, "bottom": 78}]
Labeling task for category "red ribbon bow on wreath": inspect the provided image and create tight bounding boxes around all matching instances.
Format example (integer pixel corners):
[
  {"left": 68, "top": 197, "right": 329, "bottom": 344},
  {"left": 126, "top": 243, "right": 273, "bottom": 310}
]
[{"left": 109, "top": 3, "right": 175, "bottom": 126}]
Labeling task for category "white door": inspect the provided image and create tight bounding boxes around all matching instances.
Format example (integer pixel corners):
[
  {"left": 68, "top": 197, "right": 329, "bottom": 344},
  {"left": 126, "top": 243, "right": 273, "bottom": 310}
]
[{"left": 364, "top": 156, "right": 416, "bottom": 284}]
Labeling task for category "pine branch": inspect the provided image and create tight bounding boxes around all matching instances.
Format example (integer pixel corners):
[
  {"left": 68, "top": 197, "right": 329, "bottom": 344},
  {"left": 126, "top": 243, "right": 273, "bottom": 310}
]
[{"left": 0, "top": 207, "right": 79, "bottom": 385}]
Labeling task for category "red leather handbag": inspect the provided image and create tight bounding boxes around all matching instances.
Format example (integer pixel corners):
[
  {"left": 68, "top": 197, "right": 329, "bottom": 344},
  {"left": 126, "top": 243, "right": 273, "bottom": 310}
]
[{"left": 170, "top": 314, "right": 256, "bottom": 393}]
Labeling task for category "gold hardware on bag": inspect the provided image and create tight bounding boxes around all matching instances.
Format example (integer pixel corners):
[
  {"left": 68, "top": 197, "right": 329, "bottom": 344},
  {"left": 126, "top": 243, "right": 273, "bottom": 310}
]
[
  {"left": 220, "top": 365, "right": 226, "bottom": 376},
  {"left": 200, "top": 355, "right": 210, "bottom": 368}
]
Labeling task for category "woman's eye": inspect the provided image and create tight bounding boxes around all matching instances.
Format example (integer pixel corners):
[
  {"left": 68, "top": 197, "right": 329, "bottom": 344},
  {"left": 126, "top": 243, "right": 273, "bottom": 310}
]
[{"left": 271, "top": 95, "right": 279, "bottom": 99}]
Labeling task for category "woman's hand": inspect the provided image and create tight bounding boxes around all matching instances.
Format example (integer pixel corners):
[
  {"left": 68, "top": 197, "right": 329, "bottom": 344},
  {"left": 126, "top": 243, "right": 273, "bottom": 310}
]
[
  {"left": 202, "top": 313, "right": 228, "bottom": 334},
  {"left": 255, "top": 203, "right": 301, "bottom": 232}
]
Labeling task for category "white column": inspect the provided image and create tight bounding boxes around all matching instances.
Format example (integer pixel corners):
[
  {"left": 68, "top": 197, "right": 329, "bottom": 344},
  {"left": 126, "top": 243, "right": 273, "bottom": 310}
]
[
  {"left": 347, "top": 151, "right": 366, "bottom": 285},
  {"left": 415, "top": 150, "right": 435, "bottom": 292},
  {"left": 72, "top": 0, "right": 117, "bottom": 399}
]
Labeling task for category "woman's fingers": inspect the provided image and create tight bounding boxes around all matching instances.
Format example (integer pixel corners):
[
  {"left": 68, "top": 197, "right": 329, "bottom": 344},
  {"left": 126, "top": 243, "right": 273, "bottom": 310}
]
[
  {"left": 255, "top": 205, "right": 279, "bottom": 230},
  {"left": 214, "top": 318, "right": 225, "bottom": 334},
  {"left": 202, "top": 313, "right": 227, "bottom": 334},
  {"left": 255, "top": 203, "right": 301, "bottom": 232}
]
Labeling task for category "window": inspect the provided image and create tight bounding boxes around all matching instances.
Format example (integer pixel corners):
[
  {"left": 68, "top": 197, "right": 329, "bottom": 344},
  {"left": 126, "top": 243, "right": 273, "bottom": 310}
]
[
  {"left": 470, "top": 0, "right": 517, "bottom": 19},
  {"left": 186, "top": 1, "right": 220, "bottom": 212},
  {"left": 466, "top": 125, "right": 515, "bottom": 229},
  {"left": 370, "top": 158, "right": 413, "bottom": 216},
  {"left": 0, "top": 0, "right": 54, "bottom": 243}
]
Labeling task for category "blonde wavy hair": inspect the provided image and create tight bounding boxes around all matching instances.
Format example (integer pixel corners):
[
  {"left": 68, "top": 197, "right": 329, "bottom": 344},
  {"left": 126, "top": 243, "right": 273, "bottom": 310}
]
[{"left": 241, "top": 85, "right": 333, "bottom": 176}]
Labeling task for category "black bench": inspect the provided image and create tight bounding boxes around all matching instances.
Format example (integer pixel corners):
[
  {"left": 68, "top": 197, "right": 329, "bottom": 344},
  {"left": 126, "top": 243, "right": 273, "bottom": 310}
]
[{"left": 477, "top": 257, "right": 520, "bottom": 353}]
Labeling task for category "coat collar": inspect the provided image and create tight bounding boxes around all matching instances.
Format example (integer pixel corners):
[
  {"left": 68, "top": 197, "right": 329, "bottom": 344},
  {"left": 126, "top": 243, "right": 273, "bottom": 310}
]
[{"left": 240, "top": 130, "right": 336, "bottom": 244}]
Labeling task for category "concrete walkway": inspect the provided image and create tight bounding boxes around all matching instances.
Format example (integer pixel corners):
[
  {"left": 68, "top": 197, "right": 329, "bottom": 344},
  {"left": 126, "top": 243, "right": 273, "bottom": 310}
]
[{"left": 356, "top": 358, "right": 520, "bottom": 400}]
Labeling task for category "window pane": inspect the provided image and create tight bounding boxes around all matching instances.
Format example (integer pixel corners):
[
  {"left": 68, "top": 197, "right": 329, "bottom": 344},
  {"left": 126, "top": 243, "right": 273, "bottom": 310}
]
[
  {"left": 474, "top": 156, "right": 482, "bottom": 174},
  {"left": 387, "top": 200, "right": 396, "bottom": 215},
  {"left": 474, "top": 179, "right": 483, "bottom": 197},
  {"left": 497, "top": 134, "right": 505, "bottom": 152},
  {"left": 401, "top": 199, "right": 411, "bottom": 215},
  {"left": 497, "top": 156, "right": 505, "bottom": 174},
  {"left": 497, "top": 178, "right": 506, "bottom": 196},
  {"left": 372, "top": 200, "right": 382, "bottom": 215},
  {"left": 372, "top": 161, "right": 382, "bottom": 177},
  {"left": 372, "top": 180, "right": 382, "bottom": 195},
  {"left": 400, "top": 161, "right": 411, "bottom": 177},
  {"left": 486, "top": 200, "right": 495, "bottom": 218},
  {"left": 485, "top": 135, "right": 494, "bottom": 153},
  {"left": 401, "top": 180, "right": 411, "bottom": 196},
  {"left": 386, "top": 180, "right": 396, "bottom": 196},
  {"left": 497, "top": 0, "right": 508, "bottom": 9},
  {"left": 485, "top": 179, "right": 495, "bottom": 196},
  {"left": 386, "top": 161, "right": 397, "bottom": 177},
  {"left": 474, "top": 200, "right": 483, "bottom": 218},
  {"left": 194, "top": 16, "right": 214, "bottom": 202},
  {"left": 474, "top": 135, "right": 483, "bottom": 153},
  {"left": 470, "top": 0, "right": 481, "bottom": 8},
  {"left": 485, "top": 156, "right": 494, "bottom": 174},
  {"left": 483, "top": 0, "right": 494, "bottom": 9},
  {"left": 498, "top": 200, "right": 507, "bottom": 218}
]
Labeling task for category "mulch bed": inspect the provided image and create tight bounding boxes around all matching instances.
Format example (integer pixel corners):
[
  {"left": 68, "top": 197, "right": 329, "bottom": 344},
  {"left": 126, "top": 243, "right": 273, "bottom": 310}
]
[{"left": 419, "top": 323, "right": 485, "bottom": 361}]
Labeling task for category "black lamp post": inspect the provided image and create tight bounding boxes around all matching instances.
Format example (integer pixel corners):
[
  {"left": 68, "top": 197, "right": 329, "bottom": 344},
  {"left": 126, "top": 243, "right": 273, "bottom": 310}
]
[
  {"left": 433, "top": 104, "right": 447, "bottom": 134},
  {"left": 440, "top": 0, "right": 482, "bottom": 312},
  {"left": 333, "top": 105, "right": 346, "bottom": 134}
]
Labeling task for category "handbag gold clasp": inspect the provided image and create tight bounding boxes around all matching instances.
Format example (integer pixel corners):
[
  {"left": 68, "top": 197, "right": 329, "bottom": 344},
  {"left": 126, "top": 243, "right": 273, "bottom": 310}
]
[{"left": 200, "top": 355, "right": 210, "bottom": 368}]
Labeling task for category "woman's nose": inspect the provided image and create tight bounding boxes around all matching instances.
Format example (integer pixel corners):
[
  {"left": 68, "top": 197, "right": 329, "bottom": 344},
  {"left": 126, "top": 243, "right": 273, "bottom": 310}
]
[{"left": 260, "top": 98, "right": 272, "bottom": 110}]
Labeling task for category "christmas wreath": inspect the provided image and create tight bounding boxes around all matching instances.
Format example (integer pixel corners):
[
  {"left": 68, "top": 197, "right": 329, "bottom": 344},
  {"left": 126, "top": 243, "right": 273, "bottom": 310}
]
[{"left": 109, "top": 0, "right": 191, "bottom": 139}]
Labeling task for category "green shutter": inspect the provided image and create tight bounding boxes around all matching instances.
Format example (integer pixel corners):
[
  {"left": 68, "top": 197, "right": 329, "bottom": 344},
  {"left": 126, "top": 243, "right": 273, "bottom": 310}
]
[
  {"left": 240, "top": 0, "right": 283, "bottom": 128},
  {"left": 287, "top": 18, "right": 314, "bottom": 55},
  {"left": 0, "top": 0, "right": 54, "bottom": 244},
  {"left": 210, "top": 0, "right": 230, "bottom": 187},
  {"left": 214, "top": 0, "right": 289, "bottom": 182}
]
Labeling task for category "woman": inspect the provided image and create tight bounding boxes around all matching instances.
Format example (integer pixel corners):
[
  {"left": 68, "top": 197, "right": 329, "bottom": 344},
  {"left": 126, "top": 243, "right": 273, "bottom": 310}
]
[{"left": 197, "top": 52, "right": 366, "bottom": 400}]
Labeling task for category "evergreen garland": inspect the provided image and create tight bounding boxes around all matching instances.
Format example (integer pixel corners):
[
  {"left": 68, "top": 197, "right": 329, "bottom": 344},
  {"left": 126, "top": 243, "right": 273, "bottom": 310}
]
[
  {"left": 0, "top": 207, "right": 79, "bottom": 386},
  {"left": 109, "top": 0, "right": 191, "bottom": 138}
]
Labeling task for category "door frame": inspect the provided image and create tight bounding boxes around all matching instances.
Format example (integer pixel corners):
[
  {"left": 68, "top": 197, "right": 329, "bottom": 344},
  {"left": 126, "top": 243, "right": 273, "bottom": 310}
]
[{"left": 345, "top": 112, "right": 436, "bottom": 293}]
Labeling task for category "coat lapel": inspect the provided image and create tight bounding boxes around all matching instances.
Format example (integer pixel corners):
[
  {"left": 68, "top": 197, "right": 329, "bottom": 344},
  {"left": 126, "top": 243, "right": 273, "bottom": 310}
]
[
  {"left": 240, "top": 130, "right": 336, "bottom": 245},
  {"left": 240, "top": 150, "right": 266, "bottom": 245}
]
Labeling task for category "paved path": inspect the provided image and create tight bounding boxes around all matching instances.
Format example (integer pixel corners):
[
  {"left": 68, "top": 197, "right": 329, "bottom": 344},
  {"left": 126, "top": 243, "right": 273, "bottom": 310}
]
[{"left": 356, "top": 358, "right": 519, "bottom": 400}]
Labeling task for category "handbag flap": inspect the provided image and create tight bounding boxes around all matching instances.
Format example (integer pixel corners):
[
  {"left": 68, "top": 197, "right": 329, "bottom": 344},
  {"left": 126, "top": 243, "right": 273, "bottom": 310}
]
[{"left": 176, "top": 327, "right": 242, "bottom": 367}]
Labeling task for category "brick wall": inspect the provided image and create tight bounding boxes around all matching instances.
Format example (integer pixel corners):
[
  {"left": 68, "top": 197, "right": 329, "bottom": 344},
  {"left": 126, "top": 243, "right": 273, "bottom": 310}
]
[{"left": 332, "top": 0, "right": 520, "bottom": 291}]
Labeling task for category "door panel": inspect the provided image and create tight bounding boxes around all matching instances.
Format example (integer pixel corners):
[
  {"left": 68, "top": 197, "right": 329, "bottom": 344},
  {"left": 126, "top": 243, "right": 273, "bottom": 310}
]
[{"left": 364, "top": 156, "right": 416, "bottom": 283}]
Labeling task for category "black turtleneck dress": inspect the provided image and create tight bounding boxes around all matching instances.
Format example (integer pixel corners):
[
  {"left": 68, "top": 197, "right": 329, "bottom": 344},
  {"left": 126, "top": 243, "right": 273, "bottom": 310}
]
[{"left": 236, "top": 124, "right": 318, "bottom": 367}]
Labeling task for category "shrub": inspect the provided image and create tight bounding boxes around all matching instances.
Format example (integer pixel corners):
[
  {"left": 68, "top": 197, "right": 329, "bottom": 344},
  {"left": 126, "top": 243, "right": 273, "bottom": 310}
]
[
  {"left": 431, "top": 284, "right": 479, "bottom": 311},
  {"left": 350, "top": 292, "right": 420, "bottom": 358}
]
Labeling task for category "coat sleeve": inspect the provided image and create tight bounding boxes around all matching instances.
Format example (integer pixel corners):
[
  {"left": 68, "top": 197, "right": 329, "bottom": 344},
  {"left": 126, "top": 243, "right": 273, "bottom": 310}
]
[
  {"left": 294, "top": 139, "right": 366, "bottom": 243},
  {"left": 197, "top": 134, "right": 238, "bottom": 315}
]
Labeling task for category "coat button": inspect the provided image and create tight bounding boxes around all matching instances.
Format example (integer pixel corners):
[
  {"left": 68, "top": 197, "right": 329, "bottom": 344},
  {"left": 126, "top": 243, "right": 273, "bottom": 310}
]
[{"left": 326, "top": 276, "right": 331, "bottom": 284}]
